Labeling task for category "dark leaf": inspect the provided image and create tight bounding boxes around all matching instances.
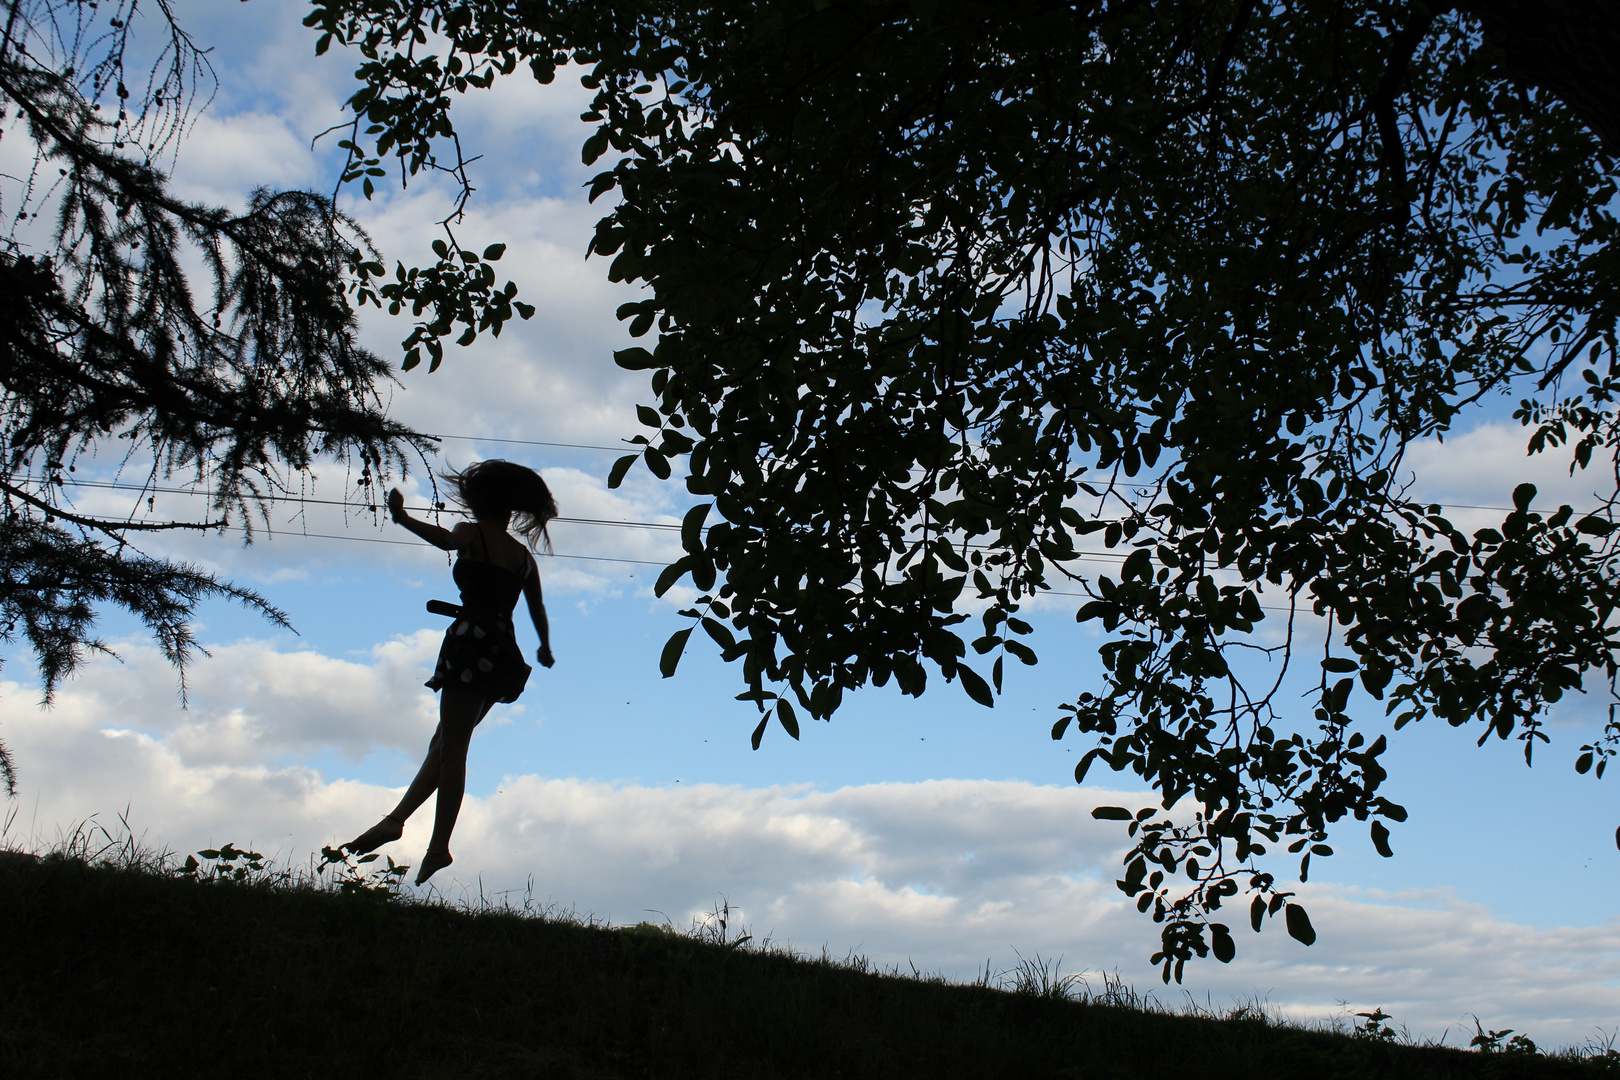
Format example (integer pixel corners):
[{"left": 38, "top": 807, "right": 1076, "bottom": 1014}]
[
  {"left": 607, "top": 454, "right": 637, "bottom": 489},
  {"left": 1211, "top": 923, "right": 1235, "bottom": 963},
  {"left": 701, "top": 616, "right": 735, "bottom": 651},
  {"left": 614, "top": 347, "right": 657, "bottom": 369},
  {"left": 659, "top": 627, "right": 692, "bottom": 678},
  {"left": 682, "top": 503, "right": 711, "bottom": 554},
  {"left": 654, "top": 556, "right": 692, "bottom": 597},
  {"left": 956, "top": 665, "right": 994, "bottom": 707},
  {"left": 1284, "top": 903, "right": 1316, "bottom": 946},
  {"left": 1004, "top": 640, "right": 1038, "bottom": 665},
  {"left": 582, "top": 128, "right": 610, "bottom": 164},
  {"left": 776, "top": 699, "right": 800, "bottom": 739}
]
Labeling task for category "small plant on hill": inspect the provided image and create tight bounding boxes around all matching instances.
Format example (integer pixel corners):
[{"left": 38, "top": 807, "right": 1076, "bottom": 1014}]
[
  {"left": 1470, "top": 1017, "right": 1541, "bottom": 1057},
  {"left": 689, "top": 898, "right": 753, "bottom": 950},
  {"left": 178, "top": 844, "right": 288, "bottom": 887},
  {"left": 1575, "top": 1030, "right": 1620, "bottom": 1073},
  {"left": 1354, "top": 1007, "right": 1403, "bottom": 1044},
  {"left": 171, "top": 841, "right": 410, "bottom": 899},
  {"left": 317, "top": 845, "right": 412, "bottom": 899},
  {"left": 1005, "top": 951, "right": 1088, "bottom": 1001}
]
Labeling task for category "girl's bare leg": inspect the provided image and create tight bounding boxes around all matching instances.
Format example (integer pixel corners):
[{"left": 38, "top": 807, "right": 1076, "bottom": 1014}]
[
  {"left": 415, "top": 684, "right": 489, "bottom": 885},
  {"left": 391, "top": 728, "right": 446, "bottom": 821},
  {"left": 345, "top": 727, "right": 445, "bottom": 855},
  {"left": 348, "top": 689, "right": 494, "bottom": 858}
]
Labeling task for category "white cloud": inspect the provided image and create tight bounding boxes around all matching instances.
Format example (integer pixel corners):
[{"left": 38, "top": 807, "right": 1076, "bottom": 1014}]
[
  {"left": 1402, "top": 421, "right": 1616, "bottom": 530},
  {"left": 350, "top": 189, "right": 647, "bottom": 446},
  {"left": 165, "top": 110, "right": 319, "bottom": 206},
  {"left": 17, "top": 634, "right": 441, "bottom": 765}
]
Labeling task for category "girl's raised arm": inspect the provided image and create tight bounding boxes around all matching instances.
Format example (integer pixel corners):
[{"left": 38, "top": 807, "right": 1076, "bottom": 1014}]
[{"left": 388, "top": 488, "right": 473, "bottom": 551}]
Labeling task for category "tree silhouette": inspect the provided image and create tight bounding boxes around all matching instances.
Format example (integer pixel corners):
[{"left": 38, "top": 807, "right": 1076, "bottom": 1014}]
[
  {"left": 311, "top": 0, "right": 1620, "bottom": 976},
  {"left": 0, "top": 0, "right": 439, "bottom": 794}
]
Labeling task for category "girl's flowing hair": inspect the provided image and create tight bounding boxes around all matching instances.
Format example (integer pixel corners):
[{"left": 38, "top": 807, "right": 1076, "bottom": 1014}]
[{"left": 441, "top": 460, "right": 558, "bottom": 551}]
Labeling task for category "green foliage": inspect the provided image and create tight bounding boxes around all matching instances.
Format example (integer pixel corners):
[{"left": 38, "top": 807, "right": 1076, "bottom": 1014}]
[
  {"left": 308, "top": 0, "right": 1620, "bottom": 975},
  {"left": 1355, "top": 1008, "right": 1402, "bottom": 1044},
  {"left": 1470, "top": 1018, "right": 1541, "bottom": 1057},
  {"left": 175, "top": 841, "right": 410, "bottom": 897},
  {"left": 317, "top": 844, "right": 413, "bottom": 897},
  {"left": 178, "top": 843, "right": 285, "bottom": 886},
  {"left": 305, "top": 4, "right": 538, "bottom": 368}
]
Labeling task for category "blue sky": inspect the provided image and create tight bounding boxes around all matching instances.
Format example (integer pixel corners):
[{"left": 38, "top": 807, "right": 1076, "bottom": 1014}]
[{"left": 4, "top": 0, "right": 1620, "bottom": 1048}]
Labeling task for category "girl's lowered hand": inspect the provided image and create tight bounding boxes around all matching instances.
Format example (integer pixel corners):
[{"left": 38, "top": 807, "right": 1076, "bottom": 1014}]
[
  {"left": 387, "top": 488, "right": 405, "bottom": 522},
  {"left": 537, "top": 644, "right": 554, "bottom": 668}
]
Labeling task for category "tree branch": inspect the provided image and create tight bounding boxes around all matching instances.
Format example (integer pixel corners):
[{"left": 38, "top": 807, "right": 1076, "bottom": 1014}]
[{"left": 0, "top": 479, "right": 224, "bottom": 534}]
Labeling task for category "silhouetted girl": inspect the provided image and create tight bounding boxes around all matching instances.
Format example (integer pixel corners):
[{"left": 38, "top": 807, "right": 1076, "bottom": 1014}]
[{"left": 345, "top": 460, "right": 556, "bottom": 884}]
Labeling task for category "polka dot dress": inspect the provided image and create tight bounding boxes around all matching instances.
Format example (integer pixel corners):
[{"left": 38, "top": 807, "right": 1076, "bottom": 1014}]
[
  {"left": 424, "top": 551, "right": 533, "bottom": 704},
  {"left": 425, "top": 612, "right": 531, "bottom": 704}
]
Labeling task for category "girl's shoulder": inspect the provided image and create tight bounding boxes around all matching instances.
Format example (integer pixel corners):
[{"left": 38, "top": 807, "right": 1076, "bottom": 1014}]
[
  {"left": 465, "top": 522, "right": 532, "bottom": 577},
  {"left": 447, "top": 521, "right": 483, "bottom": 549}
]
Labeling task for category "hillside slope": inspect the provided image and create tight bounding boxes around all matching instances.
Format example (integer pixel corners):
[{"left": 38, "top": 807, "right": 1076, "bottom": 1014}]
[{"left": 0, "top": 851, "right": 1601, "bottom": 1079}]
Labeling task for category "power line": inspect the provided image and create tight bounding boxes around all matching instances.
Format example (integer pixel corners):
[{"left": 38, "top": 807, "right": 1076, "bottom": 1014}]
[
  {"left": 60, "top": 477, "right": 1581, "bottom": 540},
  {"left": 356, "top": 425, "right": 1605, "bottom": 519},
  {"left": 48, "top": 475, "right": 1603, "bottom": 587},
  {"left": 57, "top": 477, "right": 1139, "bottom": 563},
  {"left": 60, "top": 478, "right": 683, "bottom": 533},
  {"left": 49, "top": 477, "right": 1316, "bottom": 609},
  {"left": 423, "top": 432, "right": 630, "bottom": 454},
  {"left": 216, "top": 526, "right": 668, "bottom": 566},
  {"left": 207, "top": 524, "right": 1306, "bottom": 611},
  {"left": 416, "top": 432, "right": 1605, "bottom": 517},
  {"left": 38, "top": 446, "right": 1611, "bottom": 598}
]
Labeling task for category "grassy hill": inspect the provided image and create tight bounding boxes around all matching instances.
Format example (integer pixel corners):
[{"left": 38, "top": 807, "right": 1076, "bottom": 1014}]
[{"left": 0, "top": 841, "right": 1612, "bottom": 1079}]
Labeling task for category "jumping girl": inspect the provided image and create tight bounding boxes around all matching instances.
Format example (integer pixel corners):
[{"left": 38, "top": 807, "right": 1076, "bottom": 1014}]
[{"left": 344, "top": 460, "right": 557, "bottom": 885}]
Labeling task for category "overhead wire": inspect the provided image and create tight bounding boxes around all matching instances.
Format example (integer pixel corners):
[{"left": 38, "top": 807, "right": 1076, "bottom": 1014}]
[
  {"left": 203, "top": 526, "right": 670, "bottom": 566},
  {"left": 60, "top": 478, "right": 685, "bottom": 533},
  {"left": 43, "top": 478, "right": 1313, "bottom": 613},
  {"left": 37, "top": 425, "right": 1608, "bottom": 610},
  {"left": 49, "top": 476, "right": 1251, "bottom": 574},
  {"left": 422, "top": 432, "right": 629, "bottom": 454},
  {"left": 411, "top": 430, "right": 1591, "bottom": 517}
]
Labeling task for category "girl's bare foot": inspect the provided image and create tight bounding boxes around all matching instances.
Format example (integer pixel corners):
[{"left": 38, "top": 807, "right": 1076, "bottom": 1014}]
[
  {"left": 344, "top": 815, "right": 403, "bottom": 856},
  {"left": 415, "top": 848, "right": 453, "bottom": 885}
]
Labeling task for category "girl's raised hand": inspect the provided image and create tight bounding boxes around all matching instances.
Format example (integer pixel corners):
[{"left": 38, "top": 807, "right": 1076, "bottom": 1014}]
[{"left": 387, "top": 488, "right": 405, "bottom": 522}]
